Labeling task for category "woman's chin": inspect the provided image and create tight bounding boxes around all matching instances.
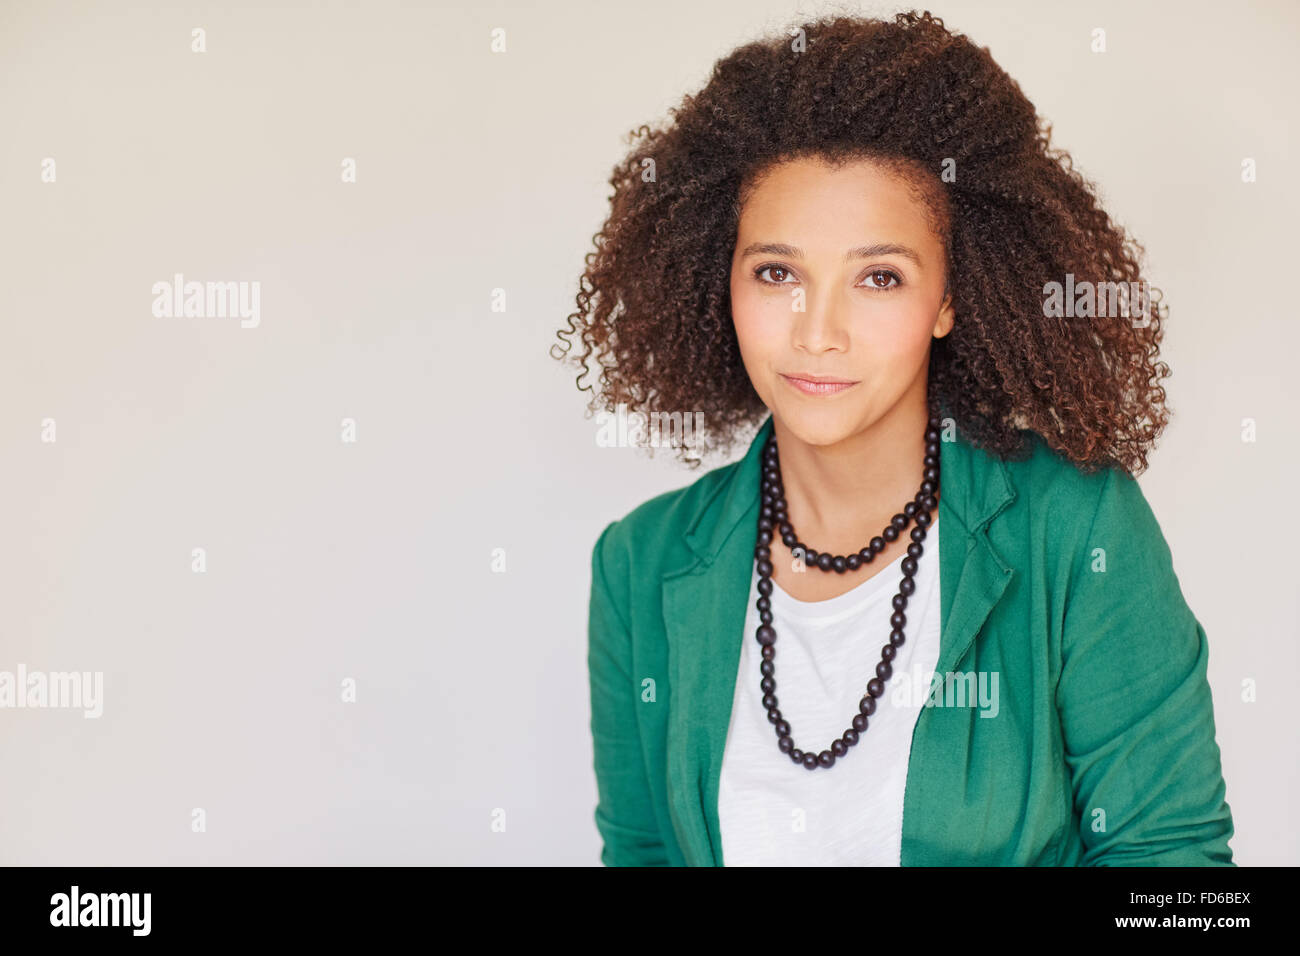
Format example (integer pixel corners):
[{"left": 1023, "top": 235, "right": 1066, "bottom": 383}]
[{"left": 773, "top": 405, "right": 866, "bottom": 448}]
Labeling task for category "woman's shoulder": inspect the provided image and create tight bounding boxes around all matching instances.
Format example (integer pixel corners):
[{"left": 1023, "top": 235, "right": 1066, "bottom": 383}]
[
  {"left": 593, "top": 454, "right": 747, "bottom": 578},
  {"left": 1002, "top": 427, "right": 1142, "bottom": 521},
  {"left": 994, "top": 427, "right": 1176, "bottom": 585}
]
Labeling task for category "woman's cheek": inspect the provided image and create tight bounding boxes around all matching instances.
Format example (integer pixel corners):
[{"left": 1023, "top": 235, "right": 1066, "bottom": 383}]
[
  {"left": 732, "top": 288, "right": 775, "bottom": 351},
  {"left": 865, "top": 303, "right": 930, "bottom": 360}
]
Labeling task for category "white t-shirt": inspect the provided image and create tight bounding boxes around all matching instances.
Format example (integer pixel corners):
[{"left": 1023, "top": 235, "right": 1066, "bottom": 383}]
[{"left": 718, "top": 517, "right": 942, "bottom": 866}]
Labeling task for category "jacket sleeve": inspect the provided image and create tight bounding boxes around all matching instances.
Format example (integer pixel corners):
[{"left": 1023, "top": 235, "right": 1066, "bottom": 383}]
[
  {"left": 1057, "top": 466, "right": 1235, "bottom": 865},
  {"left": 588, "top": 520, "right": 671, "bottom": 866}
]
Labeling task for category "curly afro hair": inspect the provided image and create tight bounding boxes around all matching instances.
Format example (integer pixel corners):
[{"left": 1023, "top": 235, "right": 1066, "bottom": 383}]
[{"left": 552, "top": 9, "right": 1171, "bottom": 475}]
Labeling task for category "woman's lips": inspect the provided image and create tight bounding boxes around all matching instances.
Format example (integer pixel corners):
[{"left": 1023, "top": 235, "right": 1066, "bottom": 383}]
[{"left": 780, "top": 374, "right": 859, "bottom": 396}]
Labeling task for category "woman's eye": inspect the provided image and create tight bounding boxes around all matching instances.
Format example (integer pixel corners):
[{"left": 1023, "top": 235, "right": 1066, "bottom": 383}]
[
  {"left": 755, "top": 265, "right": 794, "bottom": 285},
  {"left": 863, "top": 269, "right": 902, "bottom": 290}
]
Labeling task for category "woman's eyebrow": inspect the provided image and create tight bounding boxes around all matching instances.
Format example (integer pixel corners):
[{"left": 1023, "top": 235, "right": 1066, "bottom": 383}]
[{"left": 739, "top": 241, "right": 923, "bottom": 266}]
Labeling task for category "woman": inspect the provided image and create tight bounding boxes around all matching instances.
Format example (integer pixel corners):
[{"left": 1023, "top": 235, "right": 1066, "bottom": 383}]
[{"left": 553, "top": 11, "right": 1234, "bottom": 866}]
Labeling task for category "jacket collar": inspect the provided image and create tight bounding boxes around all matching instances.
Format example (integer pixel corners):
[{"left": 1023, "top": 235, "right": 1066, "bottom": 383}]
[{"left": 661, "top": 410, "right": 1019, "bottom": 866}]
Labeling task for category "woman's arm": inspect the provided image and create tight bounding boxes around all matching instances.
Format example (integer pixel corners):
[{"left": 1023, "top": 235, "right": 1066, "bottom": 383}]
[
  {"left": 588, "top": 520, "right": 671, "bottom": 866},
  {"left": 1058, "top": 467, "right": 1235, "bottom": 865}
]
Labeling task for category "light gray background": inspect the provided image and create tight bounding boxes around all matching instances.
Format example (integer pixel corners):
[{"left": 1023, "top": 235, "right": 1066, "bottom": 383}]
[{"left": 1, "top": 0, "right": 1294, "bottom": 865}]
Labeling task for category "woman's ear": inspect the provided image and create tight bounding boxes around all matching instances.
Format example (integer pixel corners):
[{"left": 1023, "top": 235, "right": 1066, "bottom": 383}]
[{"left": 933, "top": 292, "right": 956, "bottom": 339}]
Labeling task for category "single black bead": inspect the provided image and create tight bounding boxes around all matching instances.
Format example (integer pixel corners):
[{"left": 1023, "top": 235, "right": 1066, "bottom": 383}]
[
  {"left": 876, "top": 660, "right": 892, "bottom": 680},
  {"left": 757, "top": 578, "right": 773, "bottom": 596},
  {"left": 760, "top": 610, "right": 773, "bottom": 625},
  {"left": 775, "top": 719, "right": 790, "bottom": 736},
  {"left": 891, "top": 594, "right": 907, "bottom": 611},
  {"left": 890, "top": 610, "right": 906, "bottom": 628},
  {"left": 860, "top": 696, "right": 877, "bottom": 715},
  {"left": 802, "top": 753, "right": 819, "bottom": 770},
  {"left": 778, "top": 736, "right": 793, "bottom": 753},
  {"left": 816, "top": 553, "right": 833, "bottom": 572},
  {"left": 904, "top": 501, "right": 918, "bottom": 517},
  {"left": 760, "top": 676, "right": 775, "bottom": 694},
  {"left": 883, "top": 526, "right": 899, "bottom": 542},
  {"left": 846, "top": 554, "right": 862, "bottom": 570},
  {"left": 891, "top": 514, "right": 908, "bottom": 530},
  {"left": 757, "top": 595, "right": 771, "bottom": 612},
  {"left": 890, "top": 629, "right": 906, "bottom": 646},
  {"left": 761, "top": 644, "right": 775, "bottom": 660},
  {"left": 762, "top": 693, "right": 777, "bottom": 709},
  {"left": 760, "top": 660, "right": 774, "bottom": 677},
  {"left": 831, "top": 739, "right": 848, "bottom": 757},
  {"left": 852, "top": 713, "right": 868, "bottom": 732},
  {"left": 899, "top": 577, "right": 915, "bottom": 596},
  {"left": 901, "top": 557, "right": 918, "bottom": 575},
  {"left": 817, "top": 750, "right": 834, "bottom": 768},
  {"left": 870, "top": 537, "right": 886, "bottom": 554},
  {"left": 831, "top": 555, "right": 847, "bottom": 573},
  {"left": 881, "top": 644, "right": 897, "bottom": 661},
  {"left": 757, "top": 559, "right": 773, "bottom": 577},
  {"left": 756, "top": 625, "right": 775, "bottom": 645},
  {"left": 867, "top": 678, "right": 885, "bottom": 698}
]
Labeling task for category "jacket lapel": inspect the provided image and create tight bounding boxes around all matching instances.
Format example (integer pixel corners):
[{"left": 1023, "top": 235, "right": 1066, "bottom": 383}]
[
  {"left": 931, "top": 419, "right": 1018, "bottom": 680},
  {"left": 661, "top": 410, "right": 1017, "bottom": 866},
  {"left": 661, "top": 415, "right": 769, "bottom": 866}
]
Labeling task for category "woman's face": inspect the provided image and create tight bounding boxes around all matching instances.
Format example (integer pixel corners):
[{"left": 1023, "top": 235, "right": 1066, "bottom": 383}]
[{"left": 729, "top": 155, "right": 954, "bottom": 447}]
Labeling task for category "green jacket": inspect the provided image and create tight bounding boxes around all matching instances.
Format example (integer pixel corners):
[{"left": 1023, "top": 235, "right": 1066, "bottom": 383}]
[{"left": 587, "top": 412, "right": 1235, "bottom": 866}]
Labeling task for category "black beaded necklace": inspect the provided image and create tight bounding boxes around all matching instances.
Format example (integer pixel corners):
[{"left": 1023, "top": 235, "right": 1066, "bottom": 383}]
[{"left": 752, "top": 412, "right": 942, "bottom": 770}]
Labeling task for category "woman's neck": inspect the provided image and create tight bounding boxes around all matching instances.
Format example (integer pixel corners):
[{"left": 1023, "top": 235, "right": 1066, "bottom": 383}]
[{"left": 770, "top": 398, "right": 934, "bottom": 556}]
